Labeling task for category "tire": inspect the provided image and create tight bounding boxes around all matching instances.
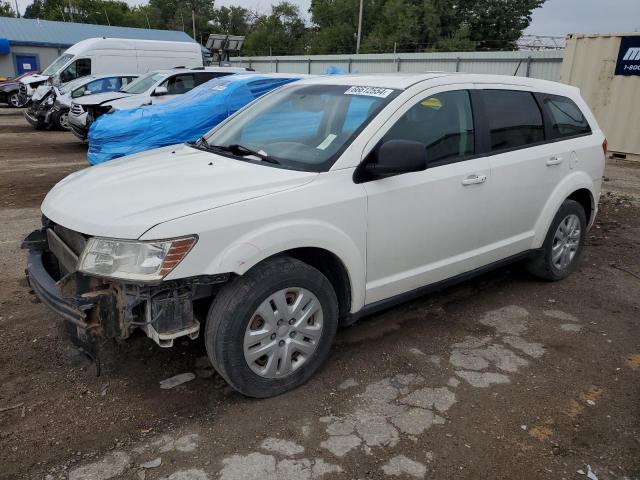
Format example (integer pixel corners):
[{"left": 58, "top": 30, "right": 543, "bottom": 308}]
[
  {"left": 205, "top": 255, "right": 339, "bottom": 398},
  {"left": 8, "top": 92, "right": 22, "bottom": 108},
  {"left": 526, "top": 199, "right": 587, "bottom": 281},
  {"left": 52, "top": 109, "right": 70, "bottom": 130}
]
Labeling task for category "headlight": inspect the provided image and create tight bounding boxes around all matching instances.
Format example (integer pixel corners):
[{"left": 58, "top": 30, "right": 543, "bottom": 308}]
[
  {"left": 78, "top": 236, "right": 197, "bottom": 282},
  {"left": 44, "top": 96, "right": 54, "bottom": 106}
]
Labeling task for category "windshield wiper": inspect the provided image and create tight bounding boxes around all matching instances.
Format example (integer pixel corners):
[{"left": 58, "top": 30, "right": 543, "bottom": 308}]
[
  {"left": 213, "top": 143, "right": 279, "bottom": 164},
  {"left": 189, "top": 139, "right": 280, "bottom": 164}
]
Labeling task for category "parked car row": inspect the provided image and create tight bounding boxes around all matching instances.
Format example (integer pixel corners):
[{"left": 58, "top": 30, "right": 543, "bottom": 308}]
[
  {"left": 22, "top": 71, "right": 607, "bottom": 398},
  {"left": 68, "top": 66, "right": 247, "bottom": 139}
]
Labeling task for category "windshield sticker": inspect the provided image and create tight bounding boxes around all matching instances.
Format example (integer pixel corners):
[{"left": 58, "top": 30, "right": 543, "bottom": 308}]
[
  {"left": 344, "top": 86, "right": 394, "bottom": 98},
  {"left": 421, "top": 97, "right": 443, "bottom": 109},
  {"left": 317, "top": 133, "right": 337, "bottom": 150}
]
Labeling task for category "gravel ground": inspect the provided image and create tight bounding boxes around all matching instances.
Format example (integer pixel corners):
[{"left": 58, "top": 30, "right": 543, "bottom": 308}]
[{"left": 0, "top": 107, "right": 639, "bottom": 480}]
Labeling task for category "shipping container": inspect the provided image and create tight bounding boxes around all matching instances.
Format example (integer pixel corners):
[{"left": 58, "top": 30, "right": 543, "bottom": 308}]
[{"left": 561, "top": 33, "right": 640, "bottom": 158}]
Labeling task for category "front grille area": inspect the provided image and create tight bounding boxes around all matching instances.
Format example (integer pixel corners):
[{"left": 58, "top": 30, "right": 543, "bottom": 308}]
[
  {"left": 53, "top": 224, "right": 88, "bottom": 256},
  {"left": 70, "top": 103, "right": 84, "bottom": 115}
]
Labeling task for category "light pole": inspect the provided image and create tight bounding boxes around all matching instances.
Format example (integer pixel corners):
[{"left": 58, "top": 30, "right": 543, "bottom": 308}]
[{"left": 356, "top": 0, "right": 363, "bottom": 54}]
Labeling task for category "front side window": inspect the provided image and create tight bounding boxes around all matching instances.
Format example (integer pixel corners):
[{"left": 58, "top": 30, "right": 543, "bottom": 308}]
[
  {"left": 543, "top": 94, "right": 591, "bottom": 139},
  {"left": 166, "top": 74, "right": 196, "bottom": 94},
  {"left": 204, "top": 84, "right": 397, "bottom": 171},
  {"left": 482, "top": 89, "right": 544, "bottom": 152},
  {"left": 382, "top": 90, "right": 474, "bottom": 165},
  {"left": 73, "top": 77, "right": 122, "bottom": 98},
  {"left": 60, "top": 58, "right": 91, "bottom": 83}
]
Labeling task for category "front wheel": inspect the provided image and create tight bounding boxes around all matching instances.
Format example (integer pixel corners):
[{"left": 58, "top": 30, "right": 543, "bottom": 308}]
[
  {"left": 52, "top": 109, "right": 70, "bottom": 130},
  {"left": 205, "top": 256, "right": 339, "bottom": 398},
  {"left": 526, "top": 199, "right": 587, "bottom": 281},
  {"left": 8, "top": 92, "right": 23, "bottom": 108}
]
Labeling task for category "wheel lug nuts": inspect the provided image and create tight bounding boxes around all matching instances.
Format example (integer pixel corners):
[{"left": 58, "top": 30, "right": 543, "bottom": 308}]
[
  {"left": 279, "top": 340, "right": 285, "bottom": 347},
  {"left": 277, "top": 319, "right": 283, "bottom": 326},
  {"left": 289, "top": 331, "right": 296, "bottom": 338},
  {"left": 270, "top": 333, "right": 276, "bottom": 340},
  {"left": 288, "top": 319, "right": 295, "bottom": 325}
]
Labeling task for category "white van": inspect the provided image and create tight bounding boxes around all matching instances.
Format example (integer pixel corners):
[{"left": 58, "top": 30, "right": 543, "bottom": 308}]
[{"left": 19, "top": 37, "right": 203, "bottom": 98}]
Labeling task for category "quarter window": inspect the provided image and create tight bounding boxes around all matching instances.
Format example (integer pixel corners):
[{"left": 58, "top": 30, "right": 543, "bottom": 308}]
[
  {"left": 383, "top": 90, "right": 474, "bottom": 165},
  {"left": 543, "top": 94, "right": 591, "bottom": 139},
  {"left": 482, "top": 90, "right": 544, "bottom": 152}
]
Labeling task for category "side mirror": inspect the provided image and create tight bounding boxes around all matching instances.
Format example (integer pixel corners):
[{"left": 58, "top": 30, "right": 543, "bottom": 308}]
[
  {"left": 153, "top": 86, "right": 168, "bottom": 96},
  {"left": 366, "top": 139, "right": 428, "bottom": 177},
  {"left": 83, "top": 89, "right": 92, "bottom": 96}
]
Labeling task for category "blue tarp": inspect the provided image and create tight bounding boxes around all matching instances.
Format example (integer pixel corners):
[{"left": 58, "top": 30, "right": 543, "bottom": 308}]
[{"left": 87, "top": 74, "right": 301, "bottom": 165}]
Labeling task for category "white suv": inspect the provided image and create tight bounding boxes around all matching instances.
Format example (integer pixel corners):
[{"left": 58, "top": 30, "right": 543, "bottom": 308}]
[{"left": 24, "top": 73, "right": 606, "bottom": 397}]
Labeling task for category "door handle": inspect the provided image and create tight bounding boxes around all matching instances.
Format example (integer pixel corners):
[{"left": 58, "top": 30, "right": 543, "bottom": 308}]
[
  {"left": 546, "top": 156, "right": 564, "bottom": 166},
  {"left": 461, "top": 174, "right": 487, "bottom": 186}
]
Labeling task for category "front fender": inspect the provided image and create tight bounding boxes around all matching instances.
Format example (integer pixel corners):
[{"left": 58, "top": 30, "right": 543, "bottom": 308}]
[
  {"left": 532, "top": 171, "right": 596, "bottom": 247},
  {"left": 213, "top": 219, "right": 366, "bottom": 312}
]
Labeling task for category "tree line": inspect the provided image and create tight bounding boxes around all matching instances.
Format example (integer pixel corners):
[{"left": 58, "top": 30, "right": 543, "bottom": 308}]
[{"left": 0, "top": 0, "right": 545, "bottom": 55}]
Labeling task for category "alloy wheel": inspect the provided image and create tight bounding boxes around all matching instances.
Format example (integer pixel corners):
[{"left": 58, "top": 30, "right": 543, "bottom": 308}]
[{"left": 552, "top": 213, "right": 581, "bottom": 270}]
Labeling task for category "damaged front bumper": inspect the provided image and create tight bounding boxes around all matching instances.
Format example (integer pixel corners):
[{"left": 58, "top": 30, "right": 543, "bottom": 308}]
[{"left": 22, "top": 226, "right": 228, "bottom": 348}]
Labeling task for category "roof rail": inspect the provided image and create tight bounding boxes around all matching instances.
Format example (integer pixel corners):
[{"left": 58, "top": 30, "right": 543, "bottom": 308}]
[{"left": 172, "top": 66, "right": 186, "bottom": 69}]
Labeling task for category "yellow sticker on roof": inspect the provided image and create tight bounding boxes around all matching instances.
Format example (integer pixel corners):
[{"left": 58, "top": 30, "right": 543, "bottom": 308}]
[{"left": 421, "top": 97, "right": 442, "bottom": 109}]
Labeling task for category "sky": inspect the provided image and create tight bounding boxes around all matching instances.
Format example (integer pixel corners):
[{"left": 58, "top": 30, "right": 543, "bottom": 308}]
[{"left": 13, "top": 0, "right": 640, "bottom": 38}]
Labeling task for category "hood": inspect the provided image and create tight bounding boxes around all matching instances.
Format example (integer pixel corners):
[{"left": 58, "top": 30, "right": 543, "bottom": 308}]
[
  {"left": 21, "top": 74, "right": 49, "bottom": 85},
  {"left": 41, "top": 144, "right": 317, "bottom": 239},
  {"left": 73, "top": 91, "right": 135, "bottom": 106},
  {"left": 55, "top": 91, "right": 72, "bottom": 108},
  {"left": 32, "top": 85, "right": 53, "bottom": 102}
]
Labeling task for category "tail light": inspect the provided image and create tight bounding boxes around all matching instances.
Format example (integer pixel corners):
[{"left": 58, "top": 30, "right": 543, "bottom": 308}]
[{"left": 602, "top": 138, "right": 608, "bottom": 156}]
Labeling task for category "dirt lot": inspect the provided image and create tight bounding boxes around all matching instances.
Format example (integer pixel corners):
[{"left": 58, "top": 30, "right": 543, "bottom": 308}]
[{"left": 1, "top": 107, "right": 639, "bottom": 480}]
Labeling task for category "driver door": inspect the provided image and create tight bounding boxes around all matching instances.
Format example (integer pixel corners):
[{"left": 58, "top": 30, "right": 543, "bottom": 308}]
[{"left": 363, "top": 86, "right": 494, "bottom": 304}]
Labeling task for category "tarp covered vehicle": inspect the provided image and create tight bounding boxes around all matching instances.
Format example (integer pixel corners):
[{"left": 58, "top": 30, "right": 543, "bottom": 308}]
[{"left": 87, "top": 74, "right": 303, "bottom": 165}]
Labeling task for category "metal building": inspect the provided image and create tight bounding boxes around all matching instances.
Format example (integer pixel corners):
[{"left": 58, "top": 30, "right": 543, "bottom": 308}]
[
  {"left": 561, "top": 33, "right": 640, "bottom": 158},
  {"left": 0, "top": 17, "right": 195, "bottom": 78}
]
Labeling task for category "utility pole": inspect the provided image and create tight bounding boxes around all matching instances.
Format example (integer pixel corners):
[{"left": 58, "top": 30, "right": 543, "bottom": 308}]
[
  {"left": 356, "top": 0, "right": 363, "bottom": 54},
  {"left": 104, "top": 9, "right": 110, "bottom": 26},
  {"left": 14, "top": 0, "right": 19, "bottom": 17},
  {"left": 145, "top": 13, "right": 151, "bottom": 29},
  {"left": 68, "top": 0, "right": 73, "bottom": 21},
  {"left": 192, "top": 9, "right": 196, "bottom": 41}
]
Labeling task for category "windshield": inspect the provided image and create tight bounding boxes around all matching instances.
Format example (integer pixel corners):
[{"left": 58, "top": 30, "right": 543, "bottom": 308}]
[
  {"left": 120, "top": 72, "right": 166, "bottom": 94},
  {"left": 42, "top": 54, "right": 73, "bottom": 76},
  {"left": 203, "top": 84, "right": 397, "bottom": 171}
]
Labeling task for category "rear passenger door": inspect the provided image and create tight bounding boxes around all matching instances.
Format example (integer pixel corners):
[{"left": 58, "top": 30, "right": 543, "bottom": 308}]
[{"left": 477, "top": 86, "right": 568, "bottom": 258}]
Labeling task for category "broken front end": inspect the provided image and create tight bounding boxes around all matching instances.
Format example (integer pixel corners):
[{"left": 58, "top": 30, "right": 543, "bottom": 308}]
[{"left": 22, "top": 218, "right": 227, "bottom": 352}]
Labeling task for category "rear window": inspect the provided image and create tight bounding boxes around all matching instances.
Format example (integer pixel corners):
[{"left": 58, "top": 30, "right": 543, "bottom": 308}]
[
  {"left": 542, "top": 94, "right": 591, "bottom": 139},
  {"left": 482, "top": 89, "right": 544, "bottom": 153}
]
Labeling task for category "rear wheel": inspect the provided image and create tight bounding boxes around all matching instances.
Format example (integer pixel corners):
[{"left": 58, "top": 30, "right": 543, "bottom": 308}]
[
  {"left": 205, "top": 256, "right": 338, "bottom": 398},
  {"left": 526, "top": 199, "right": 587, "bottom": 281}
]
